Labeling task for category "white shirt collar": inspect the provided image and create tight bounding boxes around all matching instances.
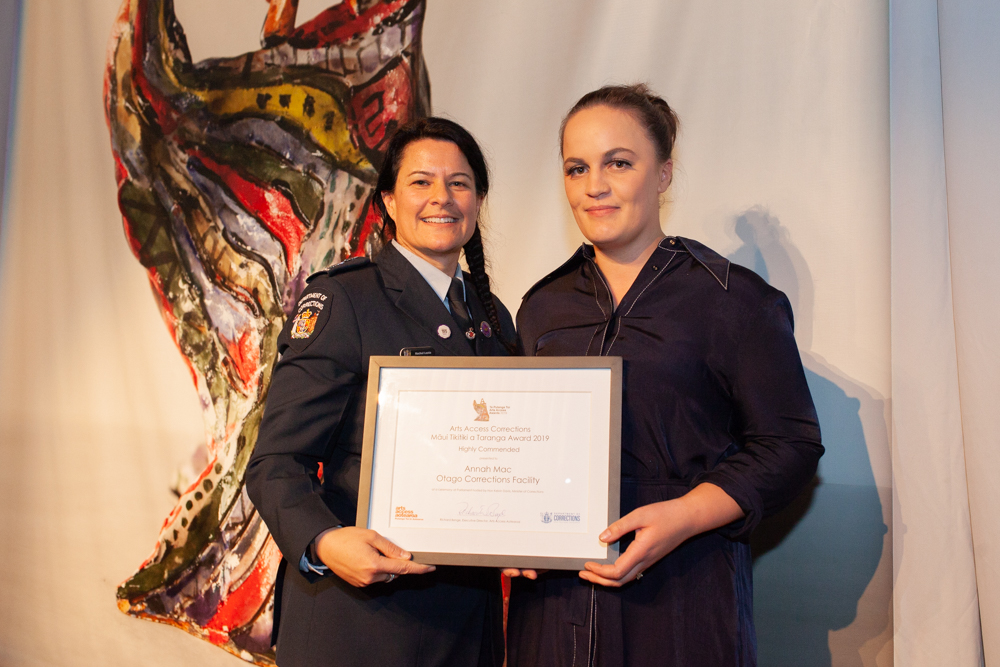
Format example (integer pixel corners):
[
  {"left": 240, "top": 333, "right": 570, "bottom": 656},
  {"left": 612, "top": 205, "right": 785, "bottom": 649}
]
[{"left": 391, "top": 240, "right": 464, "bottom": 310}]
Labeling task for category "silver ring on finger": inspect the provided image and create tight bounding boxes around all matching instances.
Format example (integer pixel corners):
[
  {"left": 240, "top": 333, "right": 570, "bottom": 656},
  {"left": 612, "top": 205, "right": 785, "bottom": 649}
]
[
  {"left": 386, "top": 573, "right": 397, "bottom": 583},
  {"left": 634, "top": 571, "right": 643, "bottom": 581}
]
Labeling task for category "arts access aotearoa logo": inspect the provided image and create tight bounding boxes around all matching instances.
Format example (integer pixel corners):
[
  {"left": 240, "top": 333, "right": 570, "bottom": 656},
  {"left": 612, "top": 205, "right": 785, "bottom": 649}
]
[{"left": 394, "top": 506, "right": 421, "bottom": 520}]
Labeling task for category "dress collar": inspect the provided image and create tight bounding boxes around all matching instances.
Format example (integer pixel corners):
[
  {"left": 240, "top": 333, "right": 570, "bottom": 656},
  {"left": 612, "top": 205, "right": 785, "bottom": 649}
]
[
  {"left": 521, "top": 235, "right": 731, "bottom": 306},
  {"left": 579, "top": 236, "right": 730, "bottom": 291}
]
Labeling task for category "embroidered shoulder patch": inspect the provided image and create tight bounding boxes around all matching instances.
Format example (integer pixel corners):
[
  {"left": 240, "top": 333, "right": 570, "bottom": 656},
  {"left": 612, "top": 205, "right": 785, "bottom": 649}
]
[
  {"left": 291, "top": 307, "right": 320, "bottom": 339},
  {"left": 282, "top": 286, "right": 333, "bottom": 352}
]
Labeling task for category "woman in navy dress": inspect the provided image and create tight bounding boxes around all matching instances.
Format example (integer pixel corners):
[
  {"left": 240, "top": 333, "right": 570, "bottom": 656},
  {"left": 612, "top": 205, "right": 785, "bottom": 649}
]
[{"left": 504, "top": 85, "right": 823, "bottom": 666}]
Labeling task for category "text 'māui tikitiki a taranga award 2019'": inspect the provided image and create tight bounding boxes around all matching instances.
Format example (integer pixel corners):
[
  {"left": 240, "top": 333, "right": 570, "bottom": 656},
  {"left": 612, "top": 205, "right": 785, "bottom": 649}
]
[{"left": 357, "top": 356, "right": 622, "bottom": 569}]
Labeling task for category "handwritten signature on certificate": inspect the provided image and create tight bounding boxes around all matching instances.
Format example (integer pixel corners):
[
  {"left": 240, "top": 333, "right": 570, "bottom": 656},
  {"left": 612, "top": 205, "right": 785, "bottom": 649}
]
[{"left": 457, "top": 502, "right": 507, "bottom": 519}]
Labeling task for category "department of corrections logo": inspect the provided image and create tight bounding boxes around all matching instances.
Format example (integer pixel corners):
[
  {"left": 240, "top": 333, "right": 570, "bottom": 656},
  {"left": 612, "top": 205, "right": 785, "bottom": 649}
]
[
  {"left": 540, "top": 512, "right": 552, "bottom": 524},
  {"left": 291, "top": 307, "right": 319, "bottom": 339},
  {"left": 473, "top": 399, "right": 489, "bottom": 422}
]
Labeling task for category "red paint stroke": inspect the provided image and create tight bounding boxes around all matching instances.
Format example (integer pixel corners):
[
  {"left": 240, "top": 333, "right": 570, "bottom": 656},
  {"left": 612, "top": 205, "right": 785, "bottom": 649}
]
[
  {"left": 205, "top": 538, "right": 282, "bottom": 644},
  {"left": 181, "top": 453, "right": 221, "bottom": 498},
  {"left": 111, "top": 152, "right": 128, "bottom": 187},
  {"left": 134, "top": 263, "right": 200, "bottom": 389},
  {"left": 347, "top": 198, "right": 382, "bottom": 258},
  {"left": 293, "top": 0, "right": 412, "bottom": 46},
  {"left": 119, "top": 210, "right": 145, "bottom": 262},
  {"left": 348, "top": 61, "right": 414, "bottom": 154},
  {"left": 191, "top": 150, "right": 306, "bottom": 274},
  {"left": 222, "top": 328, "right": 260, "bottom": 391}
]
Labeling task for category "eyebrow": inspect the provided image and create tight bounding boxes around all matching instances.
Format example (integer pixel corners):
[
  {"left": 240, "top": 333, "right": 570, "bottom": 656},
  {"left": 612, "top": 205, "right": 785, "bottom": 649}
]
[
  {"left": 563, "top": 147, "right": 638, "bottom": 165},
  {"left": 405, "top": 170, "right": 473, "bottom": 179},
  {"left": 603, "top": 147, "right": 637, "bottom": 159}
]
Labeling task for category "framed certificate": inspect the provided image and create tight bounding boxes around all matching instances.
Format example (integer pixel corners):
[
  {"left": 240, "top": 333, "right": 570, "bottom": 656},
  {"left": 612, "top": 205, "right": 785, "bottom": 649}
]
[{"left": 356, "top": 356, "right": 622, "bottom": 570}]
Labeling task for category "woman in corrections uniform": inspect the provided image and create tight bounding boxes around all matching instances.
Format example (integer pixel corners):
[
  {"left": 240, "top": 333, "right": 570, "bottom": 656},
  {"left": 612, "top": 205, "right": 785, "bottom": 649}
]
[
  {"left": 505, "top": 85, "right": 824, "bottom": 666},
  {"left": 246, "top": 117, "right": 514, "bottom": 667}
]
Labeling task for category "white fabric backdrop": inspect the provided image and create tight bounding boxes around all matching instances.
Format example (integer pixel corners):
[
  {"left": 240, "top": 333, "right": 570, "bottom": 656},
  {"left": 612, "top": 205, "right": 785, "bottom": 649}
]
[
  {"left": 936, "top": 1, "right": 1000, "bottom": 663},
  {"left": 890, "top": 2, "right": 980, "bottom": 664},
  {"left": 0, "top": 0, "right": 995, "bottom": 665}
]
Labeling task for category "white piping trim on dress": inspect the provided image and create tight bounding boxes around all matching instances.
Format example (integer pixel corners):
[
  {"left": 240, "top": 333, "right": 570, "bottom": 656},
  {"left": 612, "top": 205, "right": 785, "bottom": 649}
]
[
  {"left": 587, "top": 256, "right": 614, "bottom": 355},
  {"left": 572, "top": 622, "right": 577, "bottom": 667},
  {"left": 587, "top": 584, "right": 597, "bottom": 666},
  {"left": 711, "top": 257, "right": 731, "bottom": 290},
  {"left": 670, "top": 237, "right": 730, "bottom": 290},
  {"left": 587, "top": 255, "right": 611, "bottom": 320},
  {"left": 681, "top": 238, "right": 730, "bottom": 290},
  {"left": 605, "top": 248, "right": 678, "bottom": 355}
]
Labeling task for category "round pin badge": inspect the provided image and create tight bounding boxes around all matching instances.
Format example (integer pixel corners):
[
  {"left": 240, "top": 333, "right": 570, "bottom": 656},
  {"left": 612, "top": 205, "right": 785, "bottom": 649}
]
[
  {"left": 437, "top": 324, "right": 451, "bottom": 339},
  {"left": 465, "top": 329, "right": 476, "bottom": 340},
  {"left": 480, "top": 321, "right": 493, "bottom": 338}
]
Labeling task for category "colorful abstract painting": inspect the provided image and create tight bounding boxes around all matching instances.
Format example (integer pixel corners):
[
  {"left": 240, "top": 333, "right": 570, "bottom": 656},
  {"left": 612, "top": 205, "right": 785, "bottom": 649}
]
[{"left": 104, "top": 0, "right": 429, "bottom": 661}]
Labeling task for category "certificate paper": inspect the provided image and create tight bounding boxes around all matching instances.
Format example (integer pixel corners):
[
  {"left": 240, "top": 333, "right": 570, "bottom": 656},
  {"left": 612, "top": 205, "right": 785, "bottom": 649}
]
[{"left": 358, "top": 357, "right": 621, "bottom": 569}]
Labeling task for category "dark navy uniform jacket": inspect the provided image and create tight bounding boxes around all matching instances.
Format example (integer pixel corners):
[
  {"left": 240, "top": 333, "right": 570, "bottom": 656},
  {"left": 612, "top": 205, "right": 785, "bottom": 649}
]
[
  {"left": 507, "top": 237, "right": 823, "bottom": 667},
  {"left": 247, "top": 242, "right": 513, "bottom": 667}
]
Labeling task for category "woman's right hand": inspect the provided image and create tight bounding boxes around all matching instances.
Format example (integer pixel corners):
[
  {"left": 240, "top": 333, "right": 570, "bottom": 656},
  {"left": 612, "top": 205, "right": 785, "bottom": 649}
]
[{"left": 314, "top": 526, "right": 436, "bottom": 587}]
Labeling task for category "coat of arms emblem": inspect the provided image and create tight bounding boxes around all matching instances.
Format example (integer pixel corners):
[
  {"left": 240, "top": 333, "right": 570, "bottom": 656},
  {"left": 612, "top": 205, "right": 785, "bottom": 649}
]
[{"left": 291, "top": 308, "right": 319, "bottom": 339}]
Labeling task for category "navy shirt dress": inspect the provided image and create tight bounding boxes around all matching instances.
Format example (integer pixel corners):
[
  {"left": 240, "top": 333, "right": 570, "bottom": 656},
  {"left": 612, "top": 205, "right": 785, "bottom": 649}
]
[{"left": 507, "top": 237, "right": 823, "bottom": 667}]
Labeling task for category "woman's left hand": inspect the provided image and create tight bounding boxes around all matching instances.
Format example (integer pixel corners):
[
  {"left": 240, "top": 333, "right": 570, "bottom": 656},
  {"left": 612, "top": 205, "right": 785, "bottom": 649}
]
[{"left": 580, "top": 483, "right": 744, "bottom": 587}]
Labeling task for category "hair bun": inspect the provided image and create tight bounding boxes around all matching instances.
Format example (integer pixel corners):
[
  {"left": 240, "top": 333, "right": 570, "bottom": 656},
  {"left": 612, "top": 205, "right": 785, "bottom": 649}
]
[
  {"left": 561, "top": 83, "right": 679, "bottom": 162},
  {"left": 645, "top": 92, "right": 678, "bottom": 146}
]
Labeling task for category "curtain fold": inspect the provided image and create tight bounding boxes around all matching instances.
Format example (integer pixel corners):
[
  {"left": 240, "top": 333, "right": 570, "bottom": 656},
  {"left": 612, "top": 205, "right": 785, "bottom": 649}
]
[
  {"left": 937, "top": 1, "right": 1000, "bottom": 662},
  {"left": 889, "top": 0, "right": 981, "bottom": 663}
]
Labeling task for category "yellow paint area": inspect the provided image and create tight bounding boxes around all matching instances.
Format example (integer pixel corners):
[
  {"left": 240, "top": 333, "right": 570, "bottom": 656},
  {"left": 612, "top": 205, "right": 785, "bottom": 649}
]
[
  {"left": 130, "top": 1, "right": 373, "bottom": 173},
  {"left": 195, "top": 85, "right": 373, "bottom": 172}
]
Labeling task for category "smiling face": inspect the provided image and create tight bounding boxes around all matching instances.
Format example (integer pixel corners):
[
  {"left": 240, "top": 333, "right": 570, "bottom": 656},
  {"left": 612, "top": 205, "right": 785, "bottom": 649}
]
[
  {"left": 562, "top": 105, "right": 673, "bottom": 256},
  {"left": 382, "top": 138, "right": 482, "bottom": 273}
]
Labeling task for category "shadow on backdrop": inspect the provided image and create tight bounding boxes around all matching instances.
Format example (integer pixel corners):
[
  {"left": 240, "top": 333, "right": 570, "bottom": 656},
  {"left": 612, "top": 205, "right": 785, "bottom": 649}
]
[{"left": 726, "top": 208, "right": 888, "bottom": 666}]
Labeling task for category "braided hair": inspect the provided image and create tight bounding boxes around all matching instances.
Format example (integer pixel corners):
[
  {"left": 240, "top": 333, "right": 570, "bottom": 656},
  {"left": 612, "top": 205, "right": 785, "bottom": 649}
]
[{"left": 372, "top": 117, "right": 515, "bottom": 354}]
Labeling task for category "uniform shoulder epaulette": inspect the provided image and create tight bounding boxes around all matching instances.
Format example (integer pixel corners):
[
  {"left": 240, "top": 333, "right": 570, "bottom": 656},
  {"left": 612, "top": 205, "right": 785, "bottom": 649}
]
[
  {"left": 305, "top": 255, "right": 372, "bottom": 283},
  {"left": 521, "top": 245, "right": 589, "bottom": 302}
]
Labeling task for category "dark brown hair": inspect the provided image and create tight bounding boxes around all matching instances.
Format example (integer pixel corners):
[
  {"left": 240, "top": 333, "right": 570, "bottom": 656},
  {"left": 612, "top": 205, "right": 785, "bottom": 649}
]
[
  {"left": 373, "top": 117, "right": 513, "bottom": 353},
  {"left": 560, "top": 83, "right": 679, "bottom": 163}
]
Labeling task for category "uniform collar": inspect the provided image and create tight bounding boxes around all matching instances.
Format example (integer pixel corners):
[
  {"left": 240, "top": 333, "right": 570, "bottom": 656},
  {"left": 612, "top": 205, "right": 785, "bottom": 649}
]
[
  {"left": 374, "top": 243, "right": 475, "bottom": 356},
  {"left": 391, "top": 240, "right": 464, "bottom": 307}
]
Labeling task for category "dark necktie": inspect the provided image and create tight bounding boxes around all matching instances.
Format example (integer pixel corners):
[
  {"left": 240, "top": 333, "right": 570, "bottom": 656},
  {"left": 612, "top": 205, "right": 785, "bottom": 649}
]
[{"left": 447, "top": 277, "right": 474, "bottom": 342}]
